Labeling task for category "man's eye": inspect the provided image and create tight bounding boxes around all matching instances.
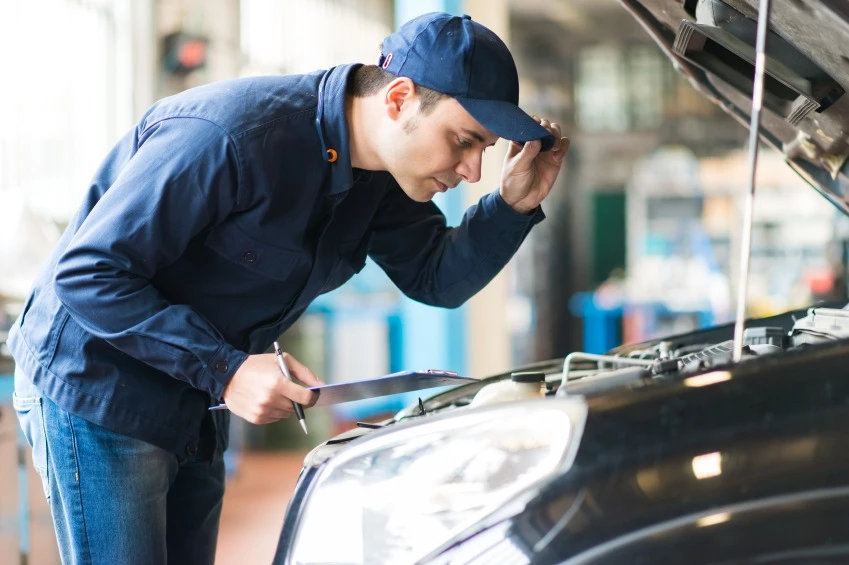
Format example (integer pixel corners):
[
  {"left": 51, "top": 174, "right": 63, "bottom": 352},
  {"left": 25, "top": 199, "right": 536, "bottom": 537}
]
[{"left": 457, "top": 138, "right": 472, "bottom": 148}]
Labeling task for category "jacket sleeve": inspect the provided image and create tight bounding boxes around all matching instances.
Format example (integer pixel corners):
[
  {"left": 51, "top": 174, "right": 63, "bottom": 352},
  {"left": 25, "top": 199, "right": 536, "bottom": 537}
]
[
  {"left": 367, "top": 181, "right": 545, "bottom": 308},
  {"left": 53, "top": 117, "right": 248, "bottom": 398}
]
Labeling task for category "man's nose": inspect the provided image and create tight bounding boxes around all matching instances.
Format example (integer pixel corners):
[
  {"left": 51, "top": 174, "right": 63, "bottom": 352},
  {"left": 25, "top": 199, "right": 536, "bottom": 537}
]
[{"left": 456, "top": 152, "right": 482, "bottom": 184}]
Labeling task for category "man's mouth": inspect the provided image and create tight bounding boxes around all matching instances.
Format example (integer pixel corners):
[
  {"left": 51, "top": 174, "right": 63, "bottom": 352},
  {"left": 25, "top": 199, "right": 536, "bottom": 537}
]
[{"left": 433, "top": 178, "right": 449, "bottom": 193}]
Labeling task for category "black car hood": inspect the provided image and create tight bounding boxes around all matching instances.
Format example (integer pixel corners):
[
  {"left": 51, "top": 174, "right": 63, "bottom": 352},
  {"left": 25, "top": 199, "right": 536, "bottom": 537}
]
[{"left": 619, "top": 0, "right": 849, "bottom": 214}]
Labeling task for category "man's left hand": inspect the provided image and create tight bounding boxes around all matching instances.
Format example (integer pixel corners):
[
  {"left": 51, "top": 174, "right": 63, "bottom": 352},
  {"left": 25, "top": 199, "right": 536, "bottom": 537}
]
[{"left": 499, "top": 118, "right": 569, "bottom": 215}]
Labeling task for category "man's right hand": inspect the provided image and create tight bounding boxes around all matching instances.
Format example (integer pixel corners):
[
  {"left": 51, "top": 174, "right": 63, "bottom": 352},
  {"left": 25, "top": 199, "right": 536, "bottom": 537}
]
[{"left": 221, "top": 352, "right": 322, "bottom": 424}]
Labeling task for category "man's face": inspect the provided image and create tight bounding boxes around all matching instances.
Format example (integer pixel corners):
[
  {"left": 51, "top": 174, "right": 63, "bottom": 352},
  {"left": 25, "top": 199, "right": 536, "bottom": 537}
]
[{"left": 382, "top": 96, "right": 499, "bottom": 202}]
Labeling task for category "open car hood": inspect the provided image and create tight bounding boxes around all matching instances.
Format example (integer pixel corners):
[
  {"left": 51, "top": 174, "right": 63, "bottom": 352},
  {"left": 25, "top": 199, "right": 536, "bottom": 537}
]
[{"left": 619, "top": 0, "right": 849, "bottom": 214}]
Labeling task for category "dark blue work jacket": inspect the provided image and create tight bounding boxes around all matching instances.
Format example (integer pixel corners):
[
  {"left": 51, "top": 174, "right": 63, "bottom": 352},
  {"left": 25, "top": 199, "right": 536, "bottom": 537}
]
[{"left": 8, "top": 64, "right": 543, "bottom": 457}]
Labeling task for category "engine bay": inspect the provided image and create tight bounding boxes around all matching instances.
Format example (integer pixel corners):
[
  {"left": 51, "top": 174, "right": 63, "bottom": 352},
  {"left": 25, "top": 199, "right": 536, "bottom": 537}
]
[{"left": 304, "top": 304, "right": 849, "bottom": 467}]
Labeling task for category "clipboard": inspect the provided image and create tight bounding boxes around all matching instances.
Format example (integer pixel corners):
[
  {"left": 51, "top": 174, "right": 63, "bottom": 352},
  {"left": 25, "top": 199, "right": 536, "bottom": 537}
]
[{"left": 308, "top": 370, "right": 477, "bottom": 407}]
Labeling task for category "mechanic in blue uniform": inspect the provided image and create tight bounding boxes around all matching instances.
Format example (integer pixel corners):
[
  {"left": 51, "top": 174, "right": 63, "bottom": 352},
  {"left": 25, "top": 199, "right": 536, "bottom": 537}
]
[{"left": 9, "top": 11, "right": 568, "bottom": 563}]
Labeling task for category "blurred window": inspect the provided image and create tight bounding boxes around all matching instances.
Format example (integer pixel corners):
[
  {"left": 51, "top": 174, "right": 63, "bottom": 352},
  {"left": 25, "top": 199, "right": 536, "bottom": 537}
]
[
  {"left": 0, "top": 0, "right": 133, "bottom": 222},
  {"left": 240, "top": 0, "right": 392, "bottom": 76},
  {"left": 576, "top": 45, "right": 629, "bottom": 132},
  {"left": 576, "top": 44, "right": 671, "bottom": 132},
  {"left": 627, "top": 45, "right": 666, "bottom": 129}
]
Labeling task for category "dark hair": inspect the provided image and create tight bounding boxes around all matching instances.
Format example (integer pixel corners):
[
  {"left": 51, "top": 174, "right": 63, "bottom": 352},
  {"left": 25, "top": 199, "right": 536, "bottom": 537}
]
[{"left": 349, "top": 65, "right": 448, "bottom": 115}]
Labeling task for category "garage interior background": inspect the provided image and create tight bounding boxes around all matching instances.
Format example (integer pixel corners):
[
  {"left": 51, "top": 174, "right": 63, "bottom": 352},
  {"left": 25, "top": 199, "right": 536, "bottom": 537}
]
[{"left": 1, "top": 0, "right": 845, "bottom": 563}]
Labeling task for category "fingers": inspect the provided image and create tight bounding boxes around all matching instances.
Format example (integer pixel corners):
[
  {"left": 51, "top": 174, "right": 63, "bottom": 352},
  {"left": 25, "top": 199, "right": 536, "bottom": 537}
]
[
  {"left": 278, "top": 377, "right": 317, "bottom": 408},
  {"left": 222, "top": 354, "right": 322, "bottom": 424},
  {"left": 238, "top": 382, "right": 305, "bottom": 424},
  {"left": 506, "top": 139, "right": 524, "bottom": 159},
  {"left": 283, "top": 352, "right": 325, "bottom": 387},
  {"left": 509, "top": 116, "right": 564, "bottom": 157},
  {"left": 538, "top": 118, "right": 563, "bottom": 152},
  {"left": 509, "top": 138, "right": 542, "bottom": 169},
  {"left": 282, "top": 352, "right": 322, "bottom": 407},
  {"left": 221, "top": 350, "right": 322, "bottom": 424},
  {"left": 533, "top": 117, "right": 570, "bottom": 170},
  {"left": 551, "top": 136, "right": 570, "bottom": 159},
  {"left": 236, "top": 400, "right": 294, "bottom": 425},
  {"left": 305, "top": 390, "right": 320, "bottom": 408},
  {"left": 252, "top": 406, "right": 293, "bottom": 425}
]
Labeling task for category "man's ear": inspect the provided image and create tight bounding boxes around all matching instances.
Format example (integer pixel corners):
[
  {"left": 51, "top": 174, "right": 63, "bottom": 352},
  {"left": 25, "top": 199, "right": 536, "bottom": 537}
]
[{"left": 383, "top": 77, "right": 417, "bottom": 121}]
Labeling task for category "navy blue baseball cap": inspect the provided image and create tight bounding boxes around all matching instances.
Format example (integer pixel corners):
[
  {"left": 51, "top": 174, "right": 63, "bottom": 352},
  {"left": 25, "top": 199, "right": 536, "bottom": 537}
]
[{"left": 377, "top": 12, "right": 556, "bottom": 152}]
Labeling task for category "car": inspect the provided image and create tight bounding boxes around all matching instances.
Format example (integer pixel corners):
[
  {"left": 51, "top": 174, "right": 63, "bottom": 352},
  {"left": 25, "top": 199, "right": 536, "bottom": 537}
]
[{"left": 272, "top": 1, "right": 849, "bottom": 563}]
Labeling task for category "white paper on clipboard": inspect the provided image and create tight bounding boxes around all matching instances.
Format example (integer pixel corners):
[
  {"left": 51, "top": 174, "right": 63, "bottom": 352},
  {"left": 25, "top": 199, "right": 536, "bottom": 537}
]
[{"left": 308, "top": 370, "right": 477, "bottom": 407}]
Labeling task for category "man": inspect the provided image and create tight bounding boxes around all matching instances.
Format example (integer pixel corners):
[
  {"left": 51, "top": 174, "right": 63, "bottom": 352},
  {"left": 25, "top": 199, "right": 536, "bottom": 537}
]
[{"left": 10, "top": 11, "right": 568, "bottom": 564}]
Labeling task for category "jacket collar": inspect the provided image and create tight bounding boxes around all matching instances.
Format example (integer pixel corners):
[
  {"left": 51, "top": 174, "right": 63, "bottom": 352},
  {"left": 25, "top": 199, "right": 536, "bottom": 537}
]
[{"left": 315, "top": 63, "right": 363, "bottom": 196}]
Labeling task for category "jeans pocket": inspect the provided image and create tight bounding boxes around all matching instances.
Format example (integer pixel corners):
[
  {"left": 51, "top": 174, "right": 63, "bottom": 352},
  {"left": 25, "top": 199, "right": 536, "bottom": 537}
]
[{"left": 12, "top": 392, "right": 50, "bottom": 499}]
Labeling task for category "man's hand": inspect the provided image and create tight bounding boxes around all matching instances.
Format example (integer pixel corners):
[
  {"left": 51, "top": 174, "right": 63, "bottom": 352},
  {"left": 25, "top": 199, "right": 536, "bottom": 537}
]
[
  {"left": 222, "top": 352, "right": 323, "bottom": 424},
  {"left": 499, "top": 118, "right": 570, "bottom": 215}
]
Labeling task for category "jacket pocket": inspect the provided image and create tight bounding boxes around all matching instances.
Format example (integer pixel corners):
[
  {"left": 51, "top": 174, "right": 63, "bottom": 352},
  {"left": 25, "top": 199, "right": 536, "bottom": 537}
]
[
  {"left": 204, "top": 219, "right": 301, "bottom": 282},
  {"left": 18, "top": 283, "right": 71, "bottom": 369},
  {"left": 12, "top": 392, "right": 50, "bottom": 499}
]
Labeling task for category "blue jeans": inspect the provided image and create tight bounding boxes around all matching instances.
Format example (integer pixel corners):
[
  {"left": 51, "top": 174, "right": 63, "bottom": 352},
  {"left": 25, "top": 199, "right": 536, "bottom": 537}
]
[{"left": 13, "top": 368, "right": 225, "bottom": 565}]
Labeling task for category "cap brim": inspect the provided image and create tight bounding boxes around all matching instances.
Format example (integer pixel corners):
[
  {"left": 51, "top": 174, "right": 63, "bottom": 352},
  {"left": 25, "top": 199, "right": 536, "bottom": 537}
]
[{"left": 455, "top": 97, "right": 556, "bottom": 152}]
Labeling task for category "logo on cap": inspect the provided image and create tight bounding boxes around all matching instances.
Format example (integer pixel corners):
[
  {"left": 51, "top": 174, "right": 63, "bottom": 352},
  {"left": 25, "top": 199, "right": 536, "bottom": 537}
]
[{"left": 381, "top": 53, "right": 393, "bottom": 69}]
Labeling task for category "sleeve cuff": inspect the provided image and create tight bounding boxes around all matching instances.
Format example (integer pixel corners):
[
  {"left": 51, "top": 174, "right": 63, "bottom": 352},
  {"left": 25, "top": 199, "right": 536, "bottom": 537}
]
[
  {"left": 490, "top": 191, "right": 546, "bottom": 225},
  {"left": 205, "top": 344, "right": 249, "bottom": 399}
]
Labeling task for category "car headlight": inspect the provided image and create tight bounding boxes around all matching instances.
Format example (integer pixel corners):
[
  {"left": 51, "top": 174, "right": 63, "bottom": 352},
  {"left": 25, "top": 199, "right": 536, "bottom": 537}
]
[{"left": 288, "top": 397, "right": 588, "bottom": 565}]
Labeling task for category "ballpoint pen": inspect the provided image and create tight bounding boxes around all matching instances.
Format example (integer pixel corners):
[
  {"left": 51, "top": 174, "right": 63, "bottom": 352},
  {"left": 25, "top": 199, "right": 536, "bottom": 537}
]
[{"left": 274, "top": 341, "right": 308, "bottom": 435}]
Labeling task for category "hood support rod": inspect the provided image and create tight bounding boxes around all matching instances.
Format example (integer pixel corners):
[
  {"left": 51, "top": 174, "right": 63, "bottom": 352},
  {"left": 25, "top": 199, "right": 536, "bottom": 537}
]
[{"left": 733, "top": 0, "right": 774, "bottom": 362}]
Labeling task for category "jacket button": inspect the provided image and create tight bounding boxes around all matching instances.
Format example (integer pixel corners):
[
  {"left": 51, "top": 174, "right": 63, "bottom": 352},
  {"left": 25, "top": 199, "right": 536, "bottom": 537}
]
[
  {"left": 243, "top": 251, "right": 257, "bottom": 263},
  {"left": 215, "top": 360, "right": 229, "bottom": 373},
  {"left": 186, "top": 441, "right": 198, "bottom": 456}
]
